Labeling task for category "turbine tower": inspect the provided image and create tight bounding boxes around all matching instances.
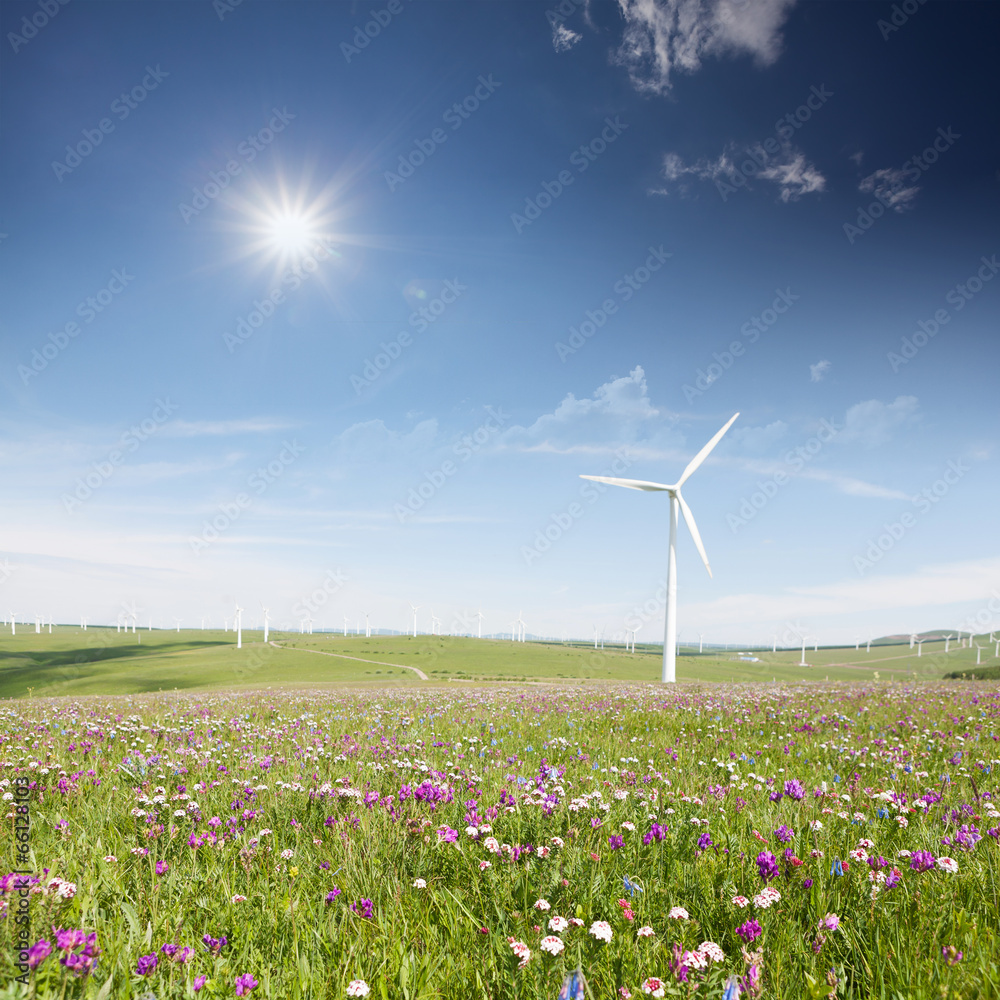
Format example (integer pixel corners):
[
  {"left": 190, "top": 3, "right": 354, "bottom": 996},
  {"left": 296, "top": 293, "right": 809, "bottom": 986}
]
[
  {"left": 580, "top": 413, "right": 739, "bottom": 683},
  {"left": 234, "top": 602, "right": 243, "bottom": 649},
  {"left": 409, "top": 603, "right": 420, "bottom": 638},
  {"left": 364, "top": 612, "right": 371, "bottom": 638},
  {"left": 476, "top": 608, "right": 484, "bottom": 639},
  {"left": 260, "top": 603, "right": 270, "bottom": 643}
]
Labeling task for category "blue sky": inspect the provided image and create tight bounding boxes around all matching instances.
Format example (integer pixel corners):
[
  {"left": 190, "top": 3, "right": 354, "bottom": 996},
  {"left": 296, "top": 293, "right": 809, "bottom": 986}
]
[{"left": 1, "top": 0, "right": 998, "bottom": 643}]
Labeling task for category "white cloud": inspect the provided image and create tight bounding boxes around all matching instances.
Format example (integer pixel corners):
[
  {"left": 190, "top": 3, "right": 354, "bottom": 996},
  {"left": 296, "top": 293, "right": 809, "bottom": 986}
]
[
  {"left": 859, "top": 168, "right": 920, "bottom": 212},
  {"left": 810, "top": 359, "right": 831, "bottom": 382},
  {"left": 614, "top": 0, "right": 798, "bottom": 95},
  {"left": 658, "top": 142, "right": 824, "bottom": 202},
  {"left": 336, "top": 418, "right": 438, "bottom": 458},
  {"left": 501, "top": 366, "right": 671, "bottom": 452},
  {"left": 838, "top": 396, "right": 919, "bottom": 447},
  {"left": 162, "top": 418, "right": 296, "bottom": 437},
  {"left": 732, "top": 420, "right": 788, "bottom": 453},
  {"left": 552, "top": 23, "right": 583, "bottom": 51}
]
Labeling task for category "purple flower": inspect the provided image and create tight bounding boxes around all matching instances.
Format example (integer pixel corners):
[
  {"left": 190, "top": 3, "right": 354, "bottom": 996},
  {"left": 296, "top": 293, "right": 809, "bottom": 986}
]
[
  {"left": 155, "top": 860, "right": 169, "bottom": 876},
  {"left": 736, "top": 919, "right": 762, "bottom": 943},
  {"left": 436, "top": 826, "right": 458, "bottom": 843},
  {"left": 953, "top": 824, "right": 982, "bottom": 851},
  {"left": 697, "top": 831, "right": 713, "bottom": 851},
  {"left": 803, "top": 878, "right": 813, "bottom": 889},
  {"left": 818, "top": 913, "right": 840, "bottom": 933},
  {"left": 773, "top": 825, "right": 794, "bottom": 844},
  {"left": 885, "top": 868, "right": 901, "bottom": 889},
  {"left": 193, "top": 974, "right": 208, "bottom": 992},
  {"left": 325, "top": 887, "right": 342, "bottom": 905},
  {"left": 608, "top": 834, "right": 624, "bottom": 851},
  {"left": 910, "top": 850, "right": 936, "bottom": 872},
  {"left": 202, "top": 933, "right": 228, "bottom": 955},
  {"left": 27, "top": 939, "right": 51, "bottom": 968},
  {"left": 941, "top": 945, "right": 963, "bottom": 966},
  {"left": 350, "top": 898, "right": 374, "bottom": 919},
  {"left": 643, "top": 822, "right": 668, "bottom": 845},
  {"left": 137, "top": 953, "right": 158, "bottom": 976},
  {"left": 235, "top": 973, "right": 259, "bottom": 995},
  {"left": 755, "top": 851, "right": 779, "bottom": 882},
  {"left": 783, "top": 779, "right": 805, "bottom": 801}
]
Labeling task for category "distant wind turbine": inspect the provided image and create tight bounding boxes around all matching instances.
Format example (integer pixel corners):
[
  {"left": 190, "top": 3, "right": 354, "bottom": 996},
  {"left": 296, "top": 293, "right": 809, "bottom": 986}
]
[
  {"left": 364, "top": 612, "right": 371, "bottom": 638},
  {"left": 234, "top": 602, "right": 243, "bottom": 649},
  {"left": 476, "top": 608, "right": 484, "bottom": 639},
  {"left": 260, "top": 603, "right": 270, "bottom": 642},
  {"left": 174, "top": 618, "right": 182, "bottom": 632},
  {"left": 409, "top": 604, "right": 420, "bottom": 638},
  {"left": 580, "top": 413, "right": 739, "bottom": 683},
  {"left": 943, "top": 634, "right": 953, "bottom": 653},
  {"left": 516, "top": 611, "right": 526, "bottom": 643},
  {"left": 9, "top": 612, "right": 15, "bottom": 636}
]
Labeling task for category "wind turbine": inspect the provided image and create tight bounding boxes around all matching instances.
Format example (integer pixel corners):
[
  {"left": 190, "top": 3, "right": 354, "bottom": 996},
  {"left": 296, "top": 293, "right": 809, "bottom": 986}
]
[
  {"left": 593, "top": 625, "right": 600, "bottom": 650},
  {"left": 976, "top": 643, "right": 983, "bottom": 666},
  {"left": 943, "top": 634, "right": 953, "bottom": 653},
  {"left": 81, "top": 616, "right": 88, "bottom": 631},
  {"left": 35, "top": 615, "right": 41, "bottom": 634},
  {"left": 47, "top": 615, "right": 53, "bottom": 634},
  {"left": 234, "top": 602, "right": 243, "bottom": 649},
  {"left": 866, "top": 635, "right": 872, "bottom": 653},
  {"left": 343, "top": 615, "right": 350, "bottom": 637},
  {"left": 632, "top": 623, "right": 642, "bottom": 653},
  {"left": 8, "top": 612, "right": 15, "bottom": 636},
  {"left": 409, "top": 604, "right": 420, "bottom": 638},
  {"left": 580, "top": 413, "right": 738, "bottom": 683},
  {"left": 508, "top": 619, "right": 518, "bottom": 642},
  {"left": 476, "top": 608, "right": 484, "bottom": 639},
  {"left": 259, "top": 604, "right": 269, "bottom": 643},
  {"left": 698, "top": 632, "right": 704, "bottom": 654},
  {"left": 174, "top": 618, "right": 182, "bottom": 633},
  {"left": 431, "top": 613, "right": 441, "bottom": 636},
  {"left": 364, "top": 612, "right": 371, "bottom": 638},
  {"left": 799, "top": 636, "right": 808, "bottom": 667},
  {"left": 916, "top": 638, "right": 925, "bottom": 657},
  {"left": 772, "top": 634, "right": 777, "bottom": 653}
]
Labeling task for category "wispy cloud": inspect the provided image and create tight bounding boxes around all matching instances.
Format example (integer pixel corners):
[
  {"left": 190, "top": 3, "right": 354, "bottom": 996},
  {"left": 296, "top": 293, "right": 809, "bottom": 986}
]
[
  {"left": 658, "top": 143, "right": 825, "bottom": 201},
  {"left": 838, "top": 396, "right": 919, "bottom": 448},
  {"left": 859, "top": 167, "right": 920, "bottom": 212},
  {"left": 614, "top": 0, "right": 798, "bottom": 95},
  {"left": 810, "top": 359, "right": 831, "bottom": 382},
  {"left": 162, "top": 418, "right": 298, "bottom": 438},
  {"left": 552, "top": 23, "right": 583, "bottom": 51}
]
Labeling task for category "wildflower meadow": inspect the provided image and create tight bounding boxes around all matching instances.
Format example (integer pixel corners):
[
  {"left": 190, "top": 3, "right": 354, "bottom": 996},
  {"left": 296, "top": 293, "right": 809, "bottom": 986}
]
[{"left": 1, "top": 682, "right": 999, "bottom": 999}]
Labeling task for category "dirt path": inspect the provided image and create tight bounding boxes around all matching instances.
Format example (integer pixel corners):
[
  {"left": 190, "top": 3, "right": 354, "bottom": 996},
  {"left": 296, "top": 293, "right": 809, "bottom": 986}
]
[{"left": 268, "top": 641, "right": 428, "bottom": 681}]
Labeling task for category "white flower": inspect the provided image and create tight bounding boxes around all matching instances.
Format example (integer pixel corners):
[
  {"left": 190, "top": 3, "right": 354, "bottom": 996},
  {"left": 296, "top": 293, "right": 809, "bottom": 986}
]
[
  {"left": 483, "top": 837, "right": 500, "bottom": 854},
  {"left": 809, "top": 820, "right": 823, "bottom": 832},
  {"left": 479, "top": 860, "right": 492, "bottom": 871},
  {"left": 697, "top": 941, "right": 725, "bottom": 962},
  {"left": 103, "top": 855, "right": 117, "bottom": 863},
  {"left": 540, "top": 935, "right": 564, "bottom": 955},
  {"left": 533, "top": 898, "right": 551, "bottom": 911},
  {"left": 731, "top": 895, "right": 749, "bottom": 908},
  {"left": 346, "top": 980, "right": 370, "bottom": 997},
  {"left": 232, "top": 894, "right": 247, "bottom": 903},
  {"left": 589, "top": 920, "right": 613, "bottom": 943},
  {"left": 668, "top": 906, "right": 689, "bottom": 920},
  {"left": 412, "top": 878, "right": 426, "bottom": 889},
  {"left": 642, "top": 977, "right": 665, "bottom": 997},
  {"left": 637, "top": 925, "right": 655, "bottom": 938},
  {"left": 550, "top": 836, "right": 564, "bottom": 848},
  {"left": 622, "top": 821, "right": 635, "bottom": 831},
  {"left": 937, "top": 856, "right": 959, "bottom": 873},
  {"left": 548, "top": 916, "right": 569, "bottom": 932},
  {"left": 280, "top": 849, "right": 294, "bottom": 860},
  {"left": 537, "top": 845, "right": 551, "bottom": 858}
]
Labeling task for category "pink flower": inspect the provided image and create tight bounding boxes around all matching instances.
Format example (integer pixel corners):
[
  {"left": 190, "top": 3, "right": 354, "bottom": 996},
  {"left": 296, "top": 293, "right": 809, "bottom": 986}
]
[
  {"left": 668, "top": 906, "right": 689, "bottom": 920},
  {"left": 732, "top": 895, "right": 750, "bottom": 908},
  {"left": 637, "top": 926, "right": 655, "bottom": 938},
  {"left": 642, "top": 977, "right": 665, "bottom": 997},
  {"left": 589, "top": 920, "right": 613, "bottom": 943},
  {"left": 540, "top": 935, "right": 564, "bottom": 956}
]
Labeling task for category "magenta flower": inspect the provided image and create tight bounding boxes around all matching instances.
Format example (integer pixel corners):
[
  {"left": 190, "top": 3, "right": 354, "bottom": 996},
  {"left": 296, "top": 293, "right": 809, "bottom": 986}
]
[
  {"left": 193, "top": 974, "right": 208, "bottom": 992},
  {"left": 27, "top": 939, "right": 51, "bottom": 968},
  {"left": 910, "top": 850, "right": 936, "bottom": 872},
  {"left": 608, "top": 834, "right": 624, "bottom": 850},
  {"left": 155, "top": 860, "right": 169, "bottom": 876},
  {"left": 235, "top": 973, "right": 259, "bottom": 995},
  {"left": 325, "top": 888, "right": 342, "bottom": 905},
  {"left": 736, "top": 919, "right": 762, "bottom": 943},
  {"left": 350, "top": 898, "right": 374, "bottom": 919}
]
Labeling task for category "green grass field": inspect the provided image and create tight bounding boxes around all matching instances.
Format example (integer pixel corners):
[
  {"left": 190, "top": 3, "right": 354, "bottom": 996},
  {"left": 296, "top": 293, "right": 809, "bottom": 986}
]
[{"left": 1, "top": 626, "right": 996, "bottom": 699}]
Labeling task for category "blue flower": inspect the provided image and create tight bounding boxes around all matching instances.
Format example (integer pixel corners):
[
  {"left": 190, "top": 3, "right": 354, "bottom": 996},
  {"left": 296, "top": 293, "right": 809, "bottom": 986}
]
[
  {"left": 623, "top": 875, "right": 643, "bottom": 897},
  {"left": 722, "top": 976, "right": 741, "bottom": 1000},
  {"left": 830, "top": 858, "right": 844, "bottom": 877}
]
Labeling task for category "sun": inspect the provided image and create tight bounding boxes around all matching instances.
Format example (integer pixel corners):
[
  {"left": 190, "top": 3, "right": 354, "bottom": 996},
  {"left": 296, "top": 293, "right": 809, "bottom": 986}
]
[{"left": 265, "top": 212, "right": 316, "bottom": 255}]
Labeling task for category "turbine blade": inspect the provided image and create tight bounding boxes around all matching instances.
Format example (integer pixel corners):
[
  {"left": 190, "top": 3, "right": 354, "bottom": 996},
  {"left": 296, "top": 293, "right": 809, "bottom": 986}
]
[
  {"left": 579, "top": 475, "right": 671, "bottom": 492},
  {"left": 676, "top": 492, "right": 712, "bottom": 578},
  {"left": 675, "top": 412, "right": 739, "bottom": 488}
]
